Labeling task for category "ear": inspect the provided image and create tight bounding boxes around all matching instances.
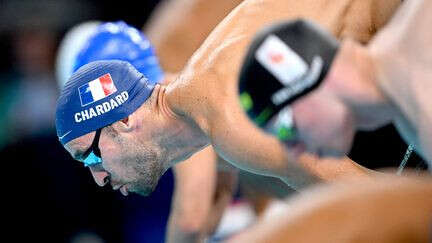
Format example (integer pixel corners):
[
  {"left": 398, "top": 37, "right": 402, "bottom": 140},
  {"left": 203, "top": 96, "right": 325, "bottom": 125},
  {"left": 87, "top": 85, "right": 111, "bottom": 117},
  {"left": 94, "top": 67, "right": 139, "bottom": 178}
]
[{"left": 112, "top": 114, "right": 135, "bottom": 133}]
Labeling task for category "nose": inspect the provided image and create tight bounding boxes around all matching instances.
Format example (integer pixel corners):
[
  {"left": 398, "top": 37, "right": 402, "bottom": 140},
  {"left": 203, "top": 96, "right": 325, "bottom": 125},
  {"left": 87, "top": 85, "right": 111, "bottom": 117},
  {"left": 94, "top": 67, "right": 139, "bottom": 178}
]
[{"left": 88, "top": 164, "right": 110, "bottom": 187}]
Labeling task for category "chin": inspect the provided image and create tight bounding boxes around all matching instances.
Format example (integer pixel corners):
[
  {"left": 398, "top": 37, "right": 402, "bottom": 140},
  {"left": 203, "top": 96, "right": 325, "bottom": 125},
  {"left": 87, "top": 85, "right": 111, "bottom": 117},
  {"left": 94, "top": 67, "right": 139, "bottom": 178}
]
[
  {"left": 131, "top": 181, "right": 158, "bottom": 197},
  {"left": 129, "top": 187, "right": 152, "bottom": 197}
]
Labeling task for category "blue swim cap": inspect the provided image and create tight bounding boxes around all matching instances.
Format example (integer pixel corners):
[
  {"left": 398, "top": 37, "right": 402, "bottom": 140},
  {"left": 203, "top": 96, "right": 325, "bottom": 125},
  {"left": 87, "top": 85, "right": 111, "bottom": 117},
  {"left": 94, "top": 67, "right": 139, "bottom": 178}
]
[
  {"left": 56, "top": 60, "right": 154, "bottom": 145},
  {"left": 56, "top": 21, "right": 164, "bottom": 88}
]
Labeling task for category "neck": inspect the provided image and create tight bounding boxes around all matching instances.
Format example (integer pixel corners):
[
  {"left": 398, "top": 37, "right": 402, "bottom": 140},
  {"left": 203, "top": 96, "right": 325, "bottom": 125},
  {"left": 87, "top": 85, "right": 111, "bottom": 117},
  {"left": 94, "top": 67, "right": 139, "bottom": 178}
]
[
  {"left": 155, "top": 84, "right": 210, "bottom": 165},
  {"left": 326, "top": 40, "right": 397, "bottom": 131}
]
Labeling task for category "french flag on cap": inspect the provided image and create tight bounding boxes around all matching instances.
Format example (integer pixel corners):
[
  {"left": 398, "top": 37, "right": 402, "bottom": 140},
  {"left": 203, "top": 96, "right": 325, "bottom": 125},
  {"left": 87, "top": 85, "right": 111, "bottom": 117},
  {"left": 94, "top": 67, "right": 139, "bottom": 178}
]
[{"left": 78, "top": 73, "right": 117, "bottom": 106}]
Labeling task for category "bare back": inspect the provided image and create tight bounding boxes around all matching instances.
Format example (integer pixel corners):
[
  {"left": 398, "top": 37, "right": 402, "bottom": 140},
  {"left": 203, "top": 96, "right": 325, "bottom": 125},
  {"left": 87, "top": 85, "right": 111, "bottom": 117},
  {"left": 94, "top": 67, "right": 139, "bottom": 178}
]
[{"left": 166, "top": 0, "right": 401, "bottom": 187}]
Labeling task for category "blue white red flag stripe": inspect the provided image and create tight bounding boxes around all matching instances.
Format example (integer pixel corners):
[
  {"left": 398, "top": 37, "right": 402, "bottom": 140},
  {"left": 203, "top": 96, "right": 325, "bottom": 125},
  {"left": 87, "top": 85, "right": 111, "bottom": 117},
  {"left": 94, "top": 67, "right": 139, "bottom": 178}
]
[{"left": 78, "top": 73, "right": 117, "bottom": 106}]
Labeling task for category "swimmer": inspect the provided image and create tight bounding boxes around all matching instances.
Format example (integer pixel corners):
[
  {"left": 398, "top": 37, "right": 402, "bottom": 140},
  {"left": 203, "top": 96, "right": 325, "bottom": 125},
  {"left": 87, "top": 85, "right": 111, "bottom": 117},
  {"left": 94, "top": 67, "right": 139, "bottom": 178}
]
[
  {"left": 55, "top": 0, "right": 402, "bottom": 201},
  {"left": 56, "top": 19, "right": 239, "bottom": 242}
]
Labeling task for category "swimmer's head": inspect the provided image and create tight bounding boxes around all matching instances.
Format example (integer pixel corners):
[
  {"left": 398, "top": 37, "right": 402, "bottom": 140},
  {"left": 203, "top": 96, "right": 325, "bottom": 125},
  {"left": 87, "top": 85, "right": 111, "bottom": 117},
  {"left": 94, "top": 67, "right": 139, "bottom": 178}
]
[
  {"left": 57, "top": 60, "right": 169, "bottom": 196},
  {"left": 239, "top": 20, "right": 355, "bottom": 157},
  {"left": 56, "top": 21, "right": 167, "bottom": 196},
  {"left": 56, "top": 21, "right": 164, "bottom": 89}
]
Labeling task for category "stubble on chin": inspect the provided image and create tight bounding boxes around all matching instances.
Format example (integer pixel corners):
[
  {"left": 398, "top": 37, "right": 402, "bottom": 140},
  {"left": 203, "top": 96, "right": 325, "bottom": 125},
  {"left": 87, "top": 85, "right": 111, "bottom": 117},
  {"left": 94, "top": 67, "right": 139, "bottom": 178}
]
[{"left": 130, "top": 147, "right": 166, "bottom": 196}]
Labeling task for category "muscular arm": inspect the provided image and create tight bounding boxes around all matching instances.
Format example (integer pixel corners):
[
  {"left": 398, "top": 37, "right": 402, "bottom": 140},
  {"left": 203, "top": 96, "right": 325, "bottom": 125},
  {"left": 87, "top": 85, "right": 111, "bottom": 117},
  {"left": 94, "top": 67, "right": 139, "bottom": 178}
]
[
  {"left": 166, "top": 146, "right": 237, "bottom": 243},
  {"left": 210, "top": 93, "right": 372, "bottom": 188},
  {"left": 166, "top": 147, "right": 216, "bottom": 243},
  {"left": 166, "top": 147, "right": 237, "bottom": 243},
  {"left": 169, "top": 0, "right": 400, "bottom": 188}
]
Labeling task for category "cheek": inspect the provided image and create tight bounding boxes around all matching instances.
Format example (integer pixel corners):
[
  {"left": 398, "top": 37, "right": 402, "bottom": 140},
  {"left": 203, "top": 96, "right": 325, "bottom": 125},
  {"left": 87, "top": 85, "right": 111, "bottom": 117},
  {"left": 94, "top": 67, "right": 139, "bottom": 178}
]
[
  {"left": 102, "top": 141, "right": 147, "bottom": 182},
  {"left": 99, "top": 144, "right": 127, "bottom": 177}
]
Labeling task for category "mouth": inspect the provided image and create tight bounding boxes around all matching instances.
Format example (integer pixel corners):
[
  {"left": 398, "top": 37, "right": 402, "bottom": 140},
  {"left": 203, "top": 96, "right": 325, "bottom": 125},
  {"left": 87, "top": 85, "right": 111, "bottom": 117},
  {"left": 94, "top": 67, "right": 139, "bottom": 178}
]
[
  {"left": 112, "top": 184, "right": 129, "bottom": 196},
  {"left": 119, "top": 185, "right": 129, "bottom": 196}
]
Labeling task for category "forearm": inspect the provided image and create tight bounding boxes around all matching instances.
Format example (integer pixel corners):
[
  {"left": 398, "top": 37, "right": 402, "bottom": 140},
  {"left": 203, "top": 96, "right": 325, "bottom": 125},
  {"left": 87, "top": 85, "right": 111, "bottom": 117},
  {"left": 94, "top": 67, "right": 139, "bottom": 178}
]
[
  {"left": 166, "top": 189, "right": 207, "bottom": 243},
  {"left": 166, "top": 147, "right": 217, "bottom": 243},
  {"left": 203, "top": 168, "right": 237, "bottom": 235}
]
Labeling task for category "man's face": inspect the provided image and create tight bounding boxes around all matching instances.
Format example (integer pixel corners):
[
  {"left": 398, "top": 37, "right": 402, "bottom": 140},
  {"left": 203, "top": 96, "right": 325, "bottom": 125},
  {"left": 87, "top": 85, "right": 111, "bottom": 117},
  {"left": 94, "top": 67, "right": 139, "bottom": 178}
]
[
  {"left": 286, "top": 87, "right": 356, "bottom": 158},
  {"left": 64, "top": 127, "right": 165, "bottom": 196}
]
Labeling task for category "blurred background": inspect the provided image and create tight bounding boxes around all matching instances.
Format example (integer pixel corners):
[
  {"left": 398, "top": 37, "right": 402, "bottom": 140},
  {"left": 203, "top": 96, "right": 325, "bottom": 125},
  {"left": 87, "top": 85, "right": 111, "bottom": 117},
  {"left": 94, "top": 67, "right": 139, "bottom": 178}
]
[
  {"left": 0, "top": 1, "right": 174, "bottom": 242},
  {"left": 0, "top": 0, "right": 428, "bottom": 243}
]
